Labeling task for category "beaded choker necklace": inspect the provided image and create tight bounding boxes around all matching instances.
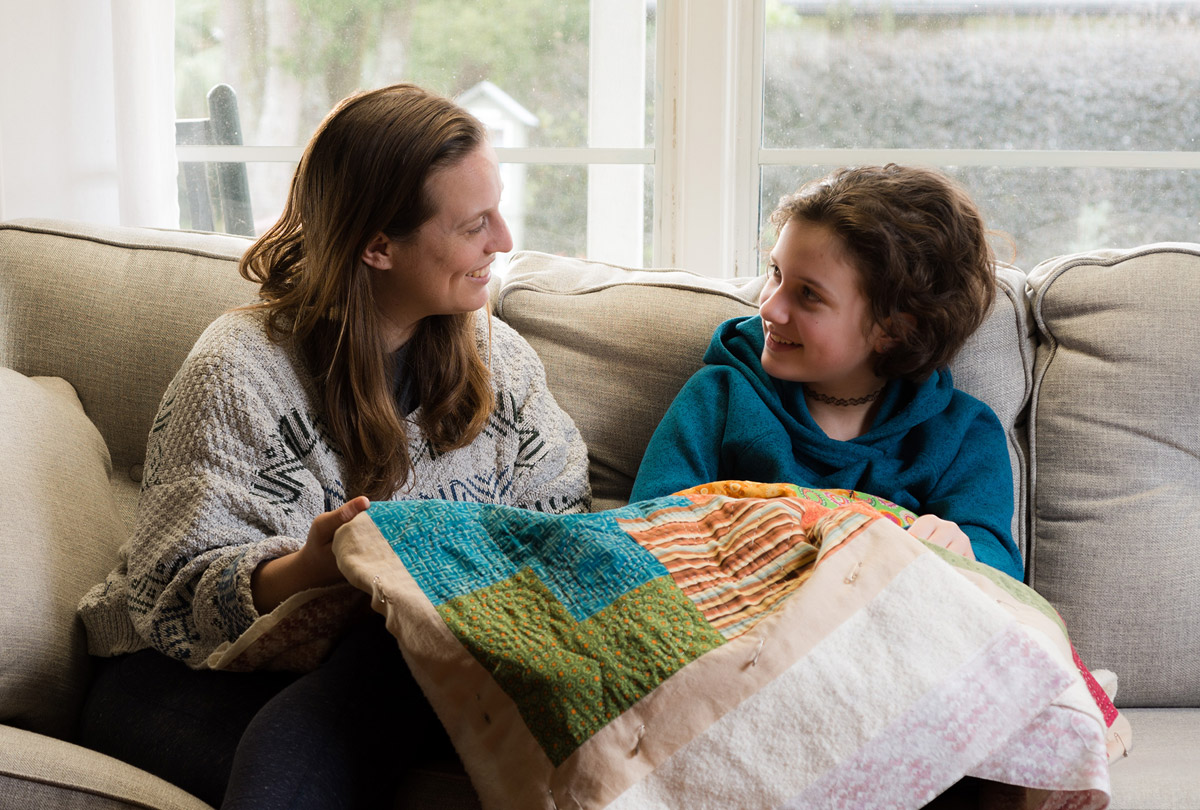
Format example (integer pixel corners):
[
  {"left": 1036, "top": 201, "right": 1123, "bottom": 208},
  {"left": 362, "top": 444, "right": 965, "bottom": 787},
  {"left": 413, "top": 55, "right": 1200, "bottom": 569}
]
[{"left": 803, "top": 384, "right": 885, "bottom": 407}]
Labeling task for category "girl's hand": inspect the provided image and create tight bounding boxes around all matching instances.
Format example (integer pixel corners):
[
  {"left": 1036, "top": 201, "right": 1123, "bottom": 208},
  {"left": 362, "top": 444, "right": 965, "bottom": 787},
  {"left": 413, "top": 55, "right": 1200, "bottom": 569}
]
[
  {"left": 251, "top": 496, "right": 371, "bottom": 614},
  {"left": 906, "top": 514, "right": 976, "bottom": 561}
]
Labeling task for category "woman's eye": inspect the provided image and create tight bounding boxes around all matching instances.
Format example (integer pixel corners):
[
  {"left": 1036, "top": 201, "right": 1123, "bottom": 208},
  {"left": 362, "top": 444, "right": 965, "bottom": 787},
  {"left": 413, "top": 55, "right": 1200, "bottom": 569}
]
[{"left": 468, "top": 217, "right": 487, "bottom": 235}]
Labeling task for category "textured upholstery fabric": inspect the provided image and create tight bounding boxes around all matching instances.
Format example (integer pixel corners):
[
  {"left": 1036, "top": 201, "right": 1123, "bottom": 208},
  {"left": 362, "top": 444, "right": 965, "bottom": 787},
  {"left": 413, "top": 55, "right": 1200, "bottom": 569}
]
[
  {"left": 0, "top": 725, "right": 211, "bottom": 810},
  {"left": 1109, "top": 709, "right": 1200, "bottom": 809},
  {"left": 0, "top": 371, "right": 127, "bottom": 740},
  {"left": 0, "top": 220, "right": 256, "bottom": 485},
  {"left": 1026, "top": 245, "right": 1200, "bottom": 707}
]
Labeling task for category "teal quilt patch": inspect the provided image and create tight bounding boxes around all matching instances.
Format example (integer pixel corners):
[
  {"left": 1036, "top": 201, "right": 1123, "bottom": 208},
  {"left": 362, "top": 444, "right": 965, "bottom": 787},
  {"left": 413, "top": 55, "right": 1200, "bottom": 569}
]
[{"left": 368, "top": 500, "right": 671, "bottom": 621}]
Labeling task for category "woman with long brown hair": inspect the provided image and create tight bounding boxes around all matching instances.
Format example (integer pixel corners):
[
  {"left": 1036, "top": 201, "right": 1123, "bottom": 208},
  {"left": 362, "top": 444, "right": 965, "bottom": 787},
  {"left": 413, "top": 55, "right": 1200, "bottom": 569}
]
[{"left": 78, "top": 83, "right": 589, "bottom": 808}]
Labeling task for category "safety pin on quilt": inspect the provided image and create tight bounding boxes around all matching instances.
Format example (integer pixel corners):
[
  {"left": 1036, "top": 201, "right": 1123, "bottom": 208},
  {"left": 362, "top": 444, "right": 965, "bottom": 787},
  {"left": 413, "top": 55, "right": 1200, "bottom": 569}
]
[
  {"left": 475, "top": 692, "right": 493, "bottom": 725},
  {"left": 1114, "top": 731, "right": 1130, "bottom": 758},
  {"left": 748, "top": 636, "right": 765, "bottom": 668},
  {"left": 371, "top": 575, "right": 388, "bottom": 605},
  {"left": 632, "top": 723, "right": 647, "bottom": 756},
  {"left": 548, "top": 786, "right": 583, "bottom": 810},
  {"left": 843, "top": 561, "right": 863, "bottom": 584}
]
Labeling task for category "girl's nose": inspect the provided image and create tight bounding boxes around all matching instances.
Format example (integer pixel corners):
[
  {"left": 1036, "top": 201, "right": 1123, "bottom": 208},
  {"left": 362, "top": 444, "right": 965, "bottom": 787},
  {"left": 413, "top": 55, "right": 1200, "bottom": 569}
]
[{"left": 759, "top": 287, "right": 788, "bottom": 325}]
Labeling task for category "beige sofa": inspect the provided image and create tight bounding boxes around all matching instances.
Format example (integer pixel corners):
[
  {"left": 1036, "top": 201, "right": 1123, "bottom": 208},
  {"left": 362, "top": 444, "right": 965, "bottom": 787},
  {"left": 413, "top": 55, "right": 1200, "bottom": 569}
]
[{"left": 1, "top": 218, "right": 1197, "bottom": 809}]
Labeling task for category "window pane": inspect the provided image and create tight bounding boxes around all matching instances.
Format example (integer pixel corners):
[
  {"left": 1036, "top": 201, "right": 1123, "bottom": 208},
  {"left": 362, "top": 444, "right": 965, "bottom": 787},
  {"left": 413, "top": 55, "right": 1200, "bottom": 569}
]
[
  {"left": 761, "top": 164, "right": 1200, "bottom": 271},
  {"left": 176, "top": 0, "right": 654, "bottom": 259},
  {"left": 516, "top": 164, "right": 656, "bottom": 266},
  {"left": 177, "top": 0, "right": 592, "bottom": 149},
  {"left": 763, "top": 3, "right": 1200, "bottom": 151}
]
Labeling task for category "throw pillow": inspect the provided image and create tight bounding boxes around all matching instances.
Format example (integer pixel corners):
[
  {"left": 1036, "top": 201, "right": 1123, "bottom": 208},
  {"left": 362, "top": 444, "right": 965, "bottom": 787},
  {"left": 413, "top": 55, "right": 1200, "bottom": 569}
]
[{"left": 0, "top": 369, "right": 128, "bottom": 739}]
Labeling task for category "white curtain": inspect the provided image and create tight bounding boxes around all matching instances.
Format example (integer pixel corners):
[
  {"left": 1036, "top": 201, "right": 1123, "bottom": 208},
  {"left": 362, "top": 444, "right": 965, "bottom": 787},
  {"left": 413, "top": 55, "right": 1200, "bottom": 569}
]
[{"left": 0, "top": 0, "right": 177, "bottom": 228}]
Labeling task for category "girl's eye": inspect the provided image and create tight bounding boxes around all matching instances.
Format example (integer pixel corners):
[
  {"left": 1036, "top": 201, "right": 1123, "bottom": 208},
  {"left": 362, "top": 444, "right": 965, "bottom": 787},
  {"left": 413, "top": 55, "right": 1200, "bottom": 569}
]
[
  {"left": 802, "top": 286, "right": 821, "bottom": 303},
  {"left": 767, "top": 263, "right": 781, "bottom": 279}
]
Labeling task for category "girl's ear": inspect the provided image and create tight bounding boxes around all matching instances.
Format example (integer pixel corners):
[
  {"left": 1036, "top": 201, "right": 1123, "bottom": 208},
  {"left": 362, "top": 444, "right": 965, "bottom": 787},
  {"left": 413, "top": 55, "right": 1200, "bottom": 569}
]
[
  {"left": 874, "top": 312, "right": 916, "bottom": 352},
  {"left": 361, "top": 233, "right": 394, "bottom": 270}
]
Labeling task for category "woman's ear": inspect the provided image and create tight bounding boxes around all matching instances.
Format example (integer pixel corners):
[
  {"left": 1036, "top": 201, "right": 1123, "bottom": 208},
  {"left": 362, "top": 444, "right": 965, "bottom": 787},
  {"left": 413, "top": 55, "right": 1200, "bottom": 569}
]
[{"left": 361, "top": 233, "right": 394, "bottom": 270}]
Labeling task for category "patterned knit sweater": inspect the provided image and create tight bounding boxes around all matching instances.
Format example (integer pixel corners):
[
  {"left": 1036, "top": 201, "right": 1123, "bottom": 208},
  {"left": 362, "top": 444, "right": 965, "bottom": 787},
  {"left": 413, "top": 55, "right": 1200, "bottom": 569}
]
[{"left": 78, "top": 308, "right": 591, "bottom": 668}]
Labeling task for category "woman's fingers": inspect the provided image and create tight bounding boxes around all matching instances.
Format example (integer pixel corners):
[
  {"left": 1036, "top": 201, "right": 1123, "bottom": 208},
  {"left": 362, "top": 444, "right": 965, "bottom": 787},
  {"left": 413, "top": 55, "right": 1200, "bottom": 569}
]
[{"left": 308, "top": 496, "right": 371, "bottom": 547}]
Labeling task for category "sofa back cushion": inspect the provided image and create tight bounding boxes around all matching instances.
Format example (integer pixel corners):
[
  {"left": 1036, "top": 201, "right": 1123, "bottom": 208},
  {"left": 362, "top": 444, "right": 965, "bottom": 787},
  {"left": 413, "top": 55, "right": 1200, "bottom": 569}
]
[
  {"left": 497, "top": 252, "right": 1034, "bottom": 566},
  {"left": 496, "top": 252, "right": 765, "bottom": 510},
  {"left": 1027, "top": 244, "right": 1200, "bottom": 707},
  {"left": 0, "top": 219, "right": 255, "bottom": 521}
]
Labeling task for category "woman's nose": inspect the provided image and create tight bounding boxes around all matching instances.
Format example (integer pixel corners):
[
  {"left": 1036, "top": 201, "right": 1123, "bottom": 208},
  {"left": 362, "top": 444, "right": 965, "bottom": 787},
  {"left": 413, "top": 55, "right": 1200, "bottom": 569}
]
[{"left": 490, "top": 213, "right": 514, "bottom": 254}]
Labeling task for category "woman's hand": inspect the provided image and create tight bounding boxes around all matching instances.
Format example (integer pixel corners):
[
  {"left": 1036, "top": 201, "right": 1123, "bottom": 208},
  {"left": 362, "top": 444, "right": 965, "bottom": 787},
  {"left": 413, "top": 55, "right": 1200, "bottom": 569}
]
[
  {"left": 251, "top": 496, "right": 371, "bottom": 614},
  {"left": 906, "top": 514, "right": 976, "bottom": 561}
]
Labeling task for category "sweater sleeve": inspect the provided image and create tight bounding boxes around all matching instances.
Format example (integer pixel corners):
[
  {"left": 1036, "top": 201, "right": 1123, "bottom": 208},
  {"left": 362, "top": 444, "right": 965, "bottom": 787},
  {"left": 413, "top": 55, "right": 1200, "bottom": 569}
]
[
  {"left": 120, "top": 321, "right": 333, "bottom": 667},
  {"left": 489, "top": 319, "right": 591, "bottom": 514},
  {"left": 629, "top": 368, "right": 731, "bottom": 503},
  {"left": 923, "top": 405, "right": 1024, "bottom": 581}
]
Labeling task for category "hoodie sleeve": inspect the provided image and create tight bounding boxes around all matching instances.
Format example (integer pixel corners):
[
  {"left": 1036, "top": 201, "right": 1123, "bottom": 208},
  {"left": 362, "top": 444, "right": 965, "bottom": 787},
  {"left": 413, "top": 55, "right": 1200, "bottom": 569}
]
[
  {"left": 923, "top": 404, "right": 1024, "bottom": 581},
  {"left": 630, "top": 367, "right": 732, "bottom": 503}
]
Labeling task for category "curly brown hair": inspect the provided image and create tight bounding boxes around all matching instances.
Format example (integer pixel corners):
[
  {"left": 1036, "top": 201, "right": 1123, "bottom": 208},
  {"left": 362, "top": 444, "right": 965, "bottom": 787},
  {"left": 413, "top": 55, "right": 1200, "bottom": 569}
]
[{"left": 769, "top": 164, "right": 996, "bottom": 381}]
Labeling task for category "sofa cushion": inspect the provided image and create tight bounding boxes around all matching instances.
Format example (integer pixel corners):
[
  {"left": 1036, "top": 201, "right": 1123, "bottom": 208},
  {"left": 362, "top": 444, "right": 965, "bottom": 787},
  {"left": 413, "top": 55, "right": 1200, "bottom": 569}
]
[
  {"left": 0, "top": 724, "right": 210, "bottom": 810},
  {"left": 1107, "top": 708, "right": 1200, "bottom": 809},
  {"left": 495, "top": 252, "right": 765, "bottom": 510},
  {"left": 0, "top": 370, "right": 128, "bottom": 739},
  {"left": 497, "top": 252, "right": 1035, "bottom": 563},
  {"left": 0, "top": 219, "right": 256, "bottom": 495},
  {"left": 1026, "top": 244, "right": 1200, "bottom": 707}
]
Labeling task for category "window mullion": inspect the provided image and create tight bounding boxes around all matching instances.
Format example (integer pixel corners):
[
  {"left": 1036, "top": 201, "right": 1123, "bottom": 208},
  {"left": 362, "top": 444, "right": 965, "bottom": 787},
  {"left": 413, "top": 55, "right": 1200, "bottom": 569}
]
[
  {"left": 654, "top": 0, "right": 764, "bottom": 277},
  {"left": 587, "top": 1, "right": 646, "bottom": 267}
]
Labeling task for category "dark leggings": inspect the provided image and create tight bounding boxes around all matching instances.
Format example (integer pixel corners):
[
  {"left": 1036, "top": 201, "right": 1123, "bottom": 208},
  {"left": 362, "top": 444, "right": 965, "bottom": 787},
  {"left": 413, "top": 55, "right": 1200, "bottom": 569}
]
[{"left": 78, "top": 616, "right": 452, "bottom": 809}]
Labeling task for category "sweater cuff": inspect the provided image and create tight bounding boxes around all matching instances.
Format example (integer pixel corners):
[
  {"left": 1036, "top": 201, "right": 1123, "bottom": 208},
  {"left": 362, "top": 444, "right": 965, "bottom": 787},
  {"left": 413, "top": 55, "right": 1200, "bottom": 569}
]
[{"left": 78, "top": 579, "right": 149, "bottom": 658}]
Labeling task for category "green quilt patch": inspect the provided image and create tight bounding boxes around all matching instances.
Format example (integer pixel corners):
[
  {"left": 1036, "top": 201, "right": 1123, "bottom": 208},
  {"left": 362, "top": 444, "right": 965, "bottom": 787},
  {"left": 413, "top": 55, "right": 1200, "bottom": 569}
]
[{"left": 437, "top": 568, "right": 725, "bottom": 765}]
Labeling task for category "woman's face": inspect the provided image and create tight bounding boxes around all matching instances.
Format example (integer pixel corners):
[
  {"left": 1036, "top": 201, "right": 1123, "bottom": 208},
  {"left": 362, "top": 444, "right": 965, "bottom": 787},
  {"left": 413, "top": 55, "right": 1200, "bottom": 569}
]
[
  {"left": 758, "top": 219, "right": 887, "bottom": 398},
  {"left": 369, "top": 143, "right": 513, "bottom": 350}
]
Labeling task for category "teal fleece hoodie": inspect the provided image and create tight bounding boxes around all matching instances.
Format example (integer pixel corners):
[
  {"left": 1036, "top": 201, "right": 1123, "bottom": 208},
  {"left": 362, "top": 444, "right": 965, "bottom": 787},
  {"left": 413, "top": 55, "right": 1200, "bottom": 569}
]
[{"left": 630, "top": 316, "right": 1023, "bottom": 581}]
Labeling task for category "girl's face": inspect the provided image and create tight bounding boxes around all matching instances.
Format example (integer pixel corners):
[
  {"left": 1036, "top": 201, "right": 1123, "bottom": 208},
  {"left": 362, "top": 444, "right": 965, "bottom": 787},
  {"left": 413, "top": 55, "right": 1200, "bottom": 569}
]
[
  {"left": 367, "top": 143, "right": 513, "bottom": 350},
  {"left": 758, "top": 219, "right": 889, "bottom": 397}
]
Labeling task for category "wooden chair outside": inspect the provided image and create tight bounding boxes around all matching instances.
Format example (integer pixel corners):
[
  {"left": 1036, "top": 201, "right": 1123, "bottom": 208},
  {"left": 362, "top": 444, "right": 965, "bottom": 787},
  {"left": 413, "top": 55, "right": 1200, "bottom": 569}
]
[{"left": 176, "top": 83, "right": 254, "bottom": 236}]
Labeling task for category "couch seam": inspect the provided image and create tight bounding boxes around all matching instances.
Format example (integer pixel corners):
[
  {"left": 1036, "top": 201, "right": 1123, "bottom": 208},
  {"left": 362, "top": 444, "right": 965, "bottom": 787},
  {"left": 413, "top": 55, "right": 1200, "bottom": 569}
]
[
  {"left": 994, "top": 265, "right": 1034, "bottom": 579},
  {"left": 0, "top": 769, "right": 187, "bottom": 810},
  {"left": 0, "top": 221, "right": 248, "bottom": 263}
]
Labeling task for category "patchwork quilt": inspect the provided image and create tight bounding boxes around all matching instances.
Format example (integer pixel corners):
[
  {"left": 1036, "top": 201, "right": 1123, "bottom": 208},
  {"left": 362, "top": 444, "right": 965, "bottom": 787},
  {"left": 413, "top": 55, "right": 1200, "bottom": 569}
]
[{"left": 227, "top": 482, "right": 1132, "bottom": 809}]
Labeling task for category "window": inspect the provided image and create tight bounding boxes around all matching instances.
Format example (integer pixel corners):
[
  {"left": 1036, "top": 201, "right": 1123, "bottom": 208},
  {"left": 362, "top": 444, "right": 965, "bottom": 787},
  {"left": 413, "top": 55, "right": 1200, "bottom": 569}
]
[
  {"left": 760, "top": 0, "right": 1200, "bottom": 272},
  {"left": 175, "top": 0, "right": 1200, "bottom": 276},
  {"left": 175, "top": 0, "right": 653, "bottom": 267}
]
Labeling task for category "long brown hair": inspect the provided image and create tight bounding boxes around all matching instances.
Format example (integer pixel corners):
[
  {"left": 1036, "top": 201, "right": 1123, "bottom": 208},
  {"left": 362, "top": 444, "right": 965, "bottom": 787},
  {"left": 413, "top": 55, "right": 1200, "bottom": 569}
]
[
  {"left": 240, "top": 83, "right": 495, "bottom": 500},
  {"left": 770, "top": 164, "right": 996, "bottom": 381}
]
